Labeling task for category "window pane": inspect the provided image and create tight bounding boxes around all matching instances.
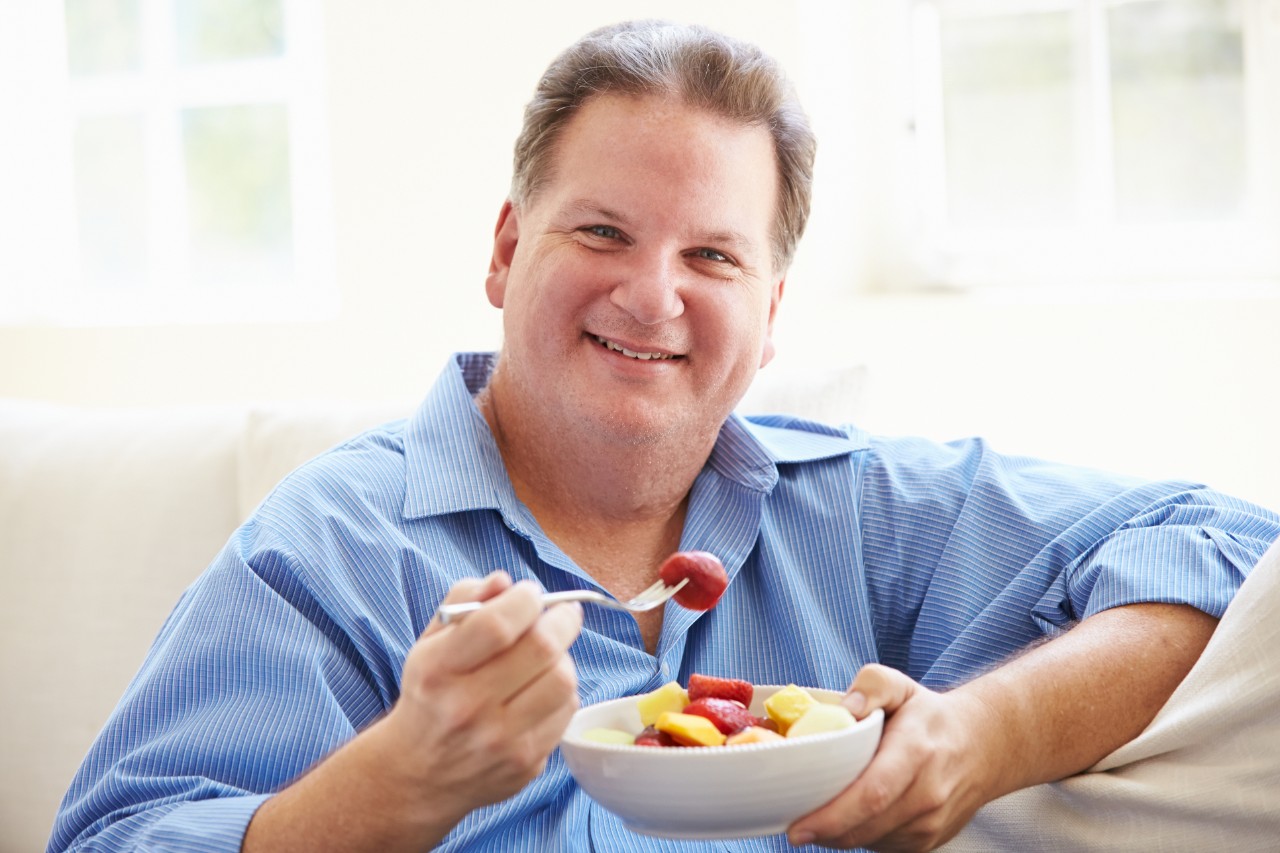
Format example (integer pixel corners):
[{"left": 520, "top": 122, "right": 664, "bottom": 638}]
[
  {"left": 941, "top": 11, "right": 1076, "bottom": 226},
  {"left": 183, "top": 104, "right": 293, "bottom": 289},
  {"left": 173, "top": 0, "right": 284, "bottom": 65},
  {"left": 65, "top": 0, "right": 141, "bottom": 76},
  {"left": 73, "top": 114, "right": 148, "bottom": 289},
  {"left": 1109, "top": 0, "right": 1246, "bottom": 222}
]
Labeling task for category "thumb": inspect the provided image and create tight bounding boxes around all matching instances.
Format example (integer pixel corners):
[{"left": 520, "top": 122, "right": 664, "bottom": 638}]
[
  {"left": 423, "top": 570, "right": 513, "bottom": 636},
  {"left": 842, "top": 663, "right": 919, "bottom": 720}
]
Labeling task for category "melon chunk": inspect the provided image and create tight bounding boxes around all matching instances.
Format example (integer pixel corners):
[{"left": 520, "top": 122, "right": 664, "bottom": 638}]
[
  {"left": 763, "top": 684, "right": 817, "bottom": 735},
  {"left": 580, "top": 727, "right": 638, "bottom": 745},
  {"left": 786, "top": 702, "right": 857, "bottom": 739}
]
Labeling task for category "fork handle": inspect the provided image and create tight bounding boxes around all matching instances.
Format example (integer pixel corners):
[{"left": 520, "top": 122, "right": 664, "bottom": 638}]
[{"left": 437, "top": 590, "right": 599, "bottom": 624}]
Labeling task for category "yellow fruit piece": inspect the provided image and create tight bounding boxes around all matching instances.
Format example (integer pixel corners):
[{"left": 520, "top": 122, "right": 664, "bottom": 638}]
[
  {"left": 786, "top": 702, "right": 856, "bottom": 739},
  {"left": 637, "top": 680, "right": 690, "bottom": 727},
  {"left": 656, "top": 711, "right": 727, "bottom": 747},
  {"left": 725, "top": 725, "right": 785, "bottom": 746},
  {"left": 763, "top": 684, "right": 817, "bottom": 735},
  {"left": 580, "top": 727, "right": 638, "bottom": 745}
]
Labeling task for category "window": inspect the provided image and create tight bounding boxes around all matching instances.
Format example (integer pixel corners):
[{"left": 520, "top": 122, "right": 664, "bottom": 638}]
[
  {"left": 0, "top": 0, "right": 332, "bottom": 324},
  {"left": 908, "top": 0, "right": 1280, "bottom": 289}
]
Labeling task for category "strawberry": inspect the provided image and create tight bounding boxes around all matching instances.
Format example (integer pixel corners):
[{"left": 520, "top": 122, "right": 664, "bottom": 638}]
[
  {"left": 634, "top": 725, "right": 679, "bottom": 747},
  {"left": 687, "top": 673, "right": 753, "bottom": 707},
  {"left": 683, "top": 697, "right": 756, "bottom": 735},
  {"left": 658, "top": 551, "right": 728, "bottom": 611}
]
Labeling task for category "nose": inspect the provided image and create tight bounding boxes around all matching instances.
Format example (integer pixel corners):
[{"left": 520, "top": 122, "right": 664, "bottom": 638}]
[{"left": 608, "top": 253, "right": 685, "bottom": 325}]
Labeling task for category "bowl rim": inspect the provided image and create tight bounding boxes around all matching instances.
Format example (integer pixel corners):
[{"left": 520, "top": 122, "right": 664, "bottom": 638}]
[{"left": 561, "top": 684, "right": 883, "bottom": 756}]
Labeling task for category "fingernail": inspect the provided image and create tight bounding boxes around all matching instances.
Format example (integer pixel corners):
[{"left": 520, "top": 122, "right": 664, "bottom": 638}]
[
  {"left": 843, "top": 690, "right": 866, "bottom": 716},
  {"left": 789, "top": 829, "right": 815, "bottom": 847}
]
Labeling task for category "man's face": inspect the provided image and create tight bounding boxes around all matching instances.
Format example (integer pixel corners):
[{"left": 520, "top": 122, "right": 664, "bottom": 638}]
[{"left": 485, "top": 93, "right": 784, "bottom": 447}]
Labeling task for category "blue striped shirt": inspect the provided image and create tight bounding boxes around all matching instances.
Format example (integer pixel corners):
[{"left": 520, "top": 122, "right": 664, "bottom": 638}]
[{"left": 50, "top": 352, "right": 1280, "bottom": 852}]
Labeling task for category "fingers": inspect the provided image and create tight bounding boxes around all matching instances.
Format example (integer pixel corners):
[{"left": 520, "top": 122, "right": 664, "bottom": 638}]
[
  {"left": 431, "top": 579, "right": 548, "bottom": 672},
  {"left": 503, "top": 653, "right": 582, "bottom": 749},
  {"left": 449, "top": 570, "right": 512, "bottom": 603},
  {"left": 842, "top": 662, "right": 919, "bottom": 720},
  {"left": 423, "top": 570, "right": 514, "bottom": 636},
  {"left": 476, "top": 600, "right": 584, "bottom": 705},
  {"left": 790, "top": 666, "right": 985, "bottom": 851},
  {"left": 789, "top": 730, "right": 922, "bottom": 848},
  {"left": 410, "top": 577, "right": 583, "bottom": 712}
]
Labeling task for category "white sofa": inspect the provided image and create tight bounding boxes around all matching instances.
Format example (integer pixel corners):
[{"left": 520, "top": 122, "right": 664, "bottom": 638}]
[
  {"left": 0, "top": 398, "right": 414, "bottom": 853},
  {"left": 3, "top": 366, "right": 1277, "bottom": 852}
]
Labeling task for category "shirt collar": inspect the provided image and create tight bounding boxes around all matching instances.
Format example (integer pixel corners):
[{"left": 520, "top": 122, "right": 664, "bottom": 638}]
[
  {"left": 710, "top": 413, "right": 868, "bottom": 493},
  {"left": 401, "top": 352, "right": 868, "bottom": 520},
  {"left": 402, "top": 352, "right": 511, "bottom": 520}
]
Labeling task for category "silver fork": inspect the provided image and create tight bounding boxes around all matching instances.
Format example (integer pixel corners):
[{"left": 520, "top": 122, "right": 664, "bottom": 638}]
[{"left": 437, "top": 577, "right": 688, "bottom": 624}]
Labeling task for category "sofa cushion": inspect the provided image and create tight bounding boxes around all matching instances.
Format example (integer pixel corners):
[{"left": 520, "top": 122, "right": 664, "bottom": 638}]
[
  {"left": 738, "top": 363, "right": 869, "bottom": 425},
  {"left": 238, "top": 401, "right": 416, "bottom": 517},
  {"left": 0, "top": 399, "right": 248, "bottom": 851}
]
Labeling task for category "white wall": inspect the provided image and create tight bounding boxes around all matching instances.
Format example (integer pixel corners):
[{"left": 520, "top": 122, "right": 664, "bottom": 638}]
[
  {"left": 1, "top": 0, "right": 1277, "bottom": 511},
  {"left": 769, "top": 288, "right": 1280, "bottom": 512}
]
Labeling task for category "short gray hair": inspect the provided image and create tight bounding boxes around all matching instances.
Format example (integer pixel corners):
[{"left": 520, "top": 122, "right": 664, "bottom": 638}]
[{"left": 510, "top": 20, "right": 816, "bottom": 271}]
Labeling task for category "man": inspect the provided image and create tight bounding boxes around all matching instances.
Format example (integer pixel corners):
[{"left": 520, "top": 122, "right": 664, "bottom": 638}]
[{"left": 50, "top": 20, "right": 1279, "bottom": 853}]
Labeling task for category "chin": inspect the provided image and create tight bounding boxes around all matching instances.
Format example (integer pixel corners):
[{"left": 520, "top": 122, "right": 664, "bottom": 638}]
[{"left": 590, "top": 398, "right": 730, "bottom": 449}]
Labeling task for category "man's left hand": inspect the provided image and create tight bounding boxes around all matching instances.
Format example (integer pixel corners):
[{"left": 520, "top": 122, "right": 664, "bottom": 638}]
[{"left": 787, "top": 664, "right": 1001, "bottom": 851}]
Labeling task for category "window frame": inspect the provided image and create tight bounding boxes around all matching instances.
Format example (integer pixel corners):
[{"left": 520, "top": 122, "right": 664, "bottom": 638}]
[
  {"left": 907, "top": 0, "right": 1280, "bottom": 291},
  {"left": 0, "top": 0, "right": 334, "bottom": 326}
]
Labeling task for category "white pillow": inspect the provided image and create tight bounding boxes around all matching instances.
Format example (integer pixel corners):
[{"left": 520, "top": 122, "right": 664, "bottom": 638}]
[
  {"left": 737, "top": 364, "right": 869, "bottom": 425},
  {"left": 944, "top": 535, "right": 1280, "bottom": 851},
  {"left": 238, "top": 401, "right": 414, "bottom": 517}
]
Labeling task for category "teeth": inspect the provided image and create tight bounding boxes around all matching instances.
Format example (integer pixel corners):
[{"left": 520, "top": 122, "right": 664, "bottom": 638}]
[{"left": 596, "top": 336, "right": 676, "bottom": 361}]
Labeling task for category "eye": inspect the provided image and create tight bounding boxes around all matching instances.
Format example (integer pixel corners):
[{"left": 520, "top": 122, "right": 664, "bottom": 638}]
[
  {"left": 694, "top": 247, "right": 731, "bottom": 263},
  {"left": 584, "top": 225, "right": 622, "bottom": 240}
]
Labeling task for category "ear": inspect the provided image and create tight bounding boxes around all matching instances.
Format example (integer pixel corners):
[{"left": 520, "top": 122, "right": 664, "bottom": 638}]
[
  {"left": 485, "top": 200, "right": 520, "bottom": 309},
  {"left": 758, "top": 276, "right": 786, "bottom": 368}
]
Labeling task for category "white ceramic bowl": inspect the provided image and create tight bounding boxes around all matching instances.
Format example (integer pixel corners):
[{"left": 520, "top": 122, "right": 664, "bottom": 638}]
[{"left": 560, "top": 685, "right": 883, "bottom": 840}]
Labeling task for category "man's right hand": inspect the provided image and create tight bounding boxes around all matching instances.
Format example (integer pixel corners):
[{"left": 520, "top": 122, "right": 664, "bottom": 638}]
[
  {"left": 384, "top": 572, "right": 585, "bottom": 825},
  {"left": 242, "top": 571, "right": 584, "bottom": 852}
]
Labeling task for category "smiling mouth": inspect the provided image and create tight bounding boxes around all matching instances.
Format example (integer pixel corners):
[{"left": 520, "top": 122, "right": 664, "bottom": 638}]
[{"left": 594, "top": 335, "right": 680, "bottom": 361}]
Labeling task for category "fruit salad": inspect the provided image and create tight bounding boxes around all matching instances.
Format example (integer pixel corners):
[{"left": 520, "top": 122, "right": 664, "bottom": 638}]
[
  {"left": 580, "top": 675, "right": 858, "bottom": 748},
  {"left": 658, "top": 551, "right": 728, "bottom": 611}
]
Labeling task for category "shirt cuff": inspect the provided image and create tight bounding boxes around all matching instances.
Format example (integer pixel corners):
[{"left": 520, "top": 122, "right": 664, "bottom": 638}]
[{"left": 134, "top": 793, "right": 271, "bottom": 852}]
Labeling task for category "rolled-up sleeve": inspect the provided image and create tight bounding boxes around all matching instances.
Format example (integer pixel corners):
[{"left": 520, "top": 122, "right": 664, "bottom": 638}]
[{"left": 1047, "top": 492, "right": 1275, "bottom": 626}]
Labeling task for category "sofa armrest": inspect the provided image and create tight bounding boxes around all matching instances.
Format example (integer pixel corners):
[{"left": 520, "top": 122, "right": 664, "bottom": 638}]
[{"left": 944, "top": 536, "right": 1280, "bottom": 851}]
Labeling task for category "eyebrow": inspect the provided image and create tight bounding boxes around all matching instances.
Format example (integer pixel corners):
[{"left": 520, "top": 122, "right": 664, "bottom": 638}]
[
  {"left": 560, "top": 198, "right": 756, "bottom": 251},
  {"left": 561, "top": 199, "right": 631, "bottom": 226}
]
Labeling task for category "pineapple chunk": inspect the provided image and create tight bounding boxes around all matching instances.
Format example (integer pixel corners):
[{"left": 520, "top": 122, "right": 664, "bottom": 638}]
[
  {"left": 786, "top": 702, "right": 857, "bottom": 739},
  {"left": 725, "top": 725, "right": 785, "bottom": 746},
  {"left": 763, "top": 684, "right": 817, "bottom": 735},
  {"left": 656, "top": 711, "right": 727, "bottom": 747},
  {"left": 637, "top": 680, "right": 690, "bottom": 727},
  {"left": 579, "top": 727, "right": 638, "bottom": 745}
]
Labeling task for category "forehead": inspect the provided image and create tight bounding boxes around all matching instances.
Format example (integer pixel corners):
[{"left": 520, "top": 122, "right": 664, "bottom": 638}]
[{"left": 537, "top": 94, "right": 779, "bottom": 245}]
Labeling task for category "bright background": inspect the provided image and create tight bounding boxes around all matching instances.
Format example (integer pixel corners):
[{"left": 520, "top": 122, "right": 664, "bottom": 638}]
[{"left": 2, "top": 0, "right": 1278, "bottom": 511}]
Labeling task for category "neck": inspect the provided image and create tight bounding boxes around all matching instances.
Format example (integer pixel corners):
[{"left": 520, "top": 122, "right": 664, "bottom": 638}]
[
  {"left": 480, "top": 387, "right": 714, "bottom": 523},
  {"left": 475, "top": 375, "right": 718, "bottom": 586}
]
